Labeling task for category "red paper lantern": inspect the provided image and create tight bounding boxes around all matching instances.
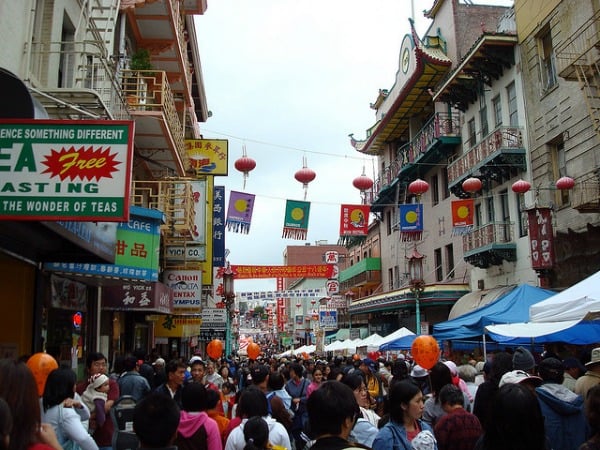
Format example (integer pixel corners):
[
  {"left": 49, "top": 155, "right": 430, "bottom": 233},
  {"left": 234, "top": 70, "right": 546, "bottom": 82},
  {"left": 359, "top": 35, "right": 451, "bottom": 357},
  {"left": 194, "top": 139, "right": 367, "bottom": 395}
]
[
  {"left": 556, "top": 176, "right": 575, "bottom": 190},
  {"left": 353, "top": 174, "right": 373, "bottom": 192},
  {"left": 511, "top": 179, "right": 531, "bottom": 194},
  {"left": 295, "top": 157, "right": 316, "bottom": 200},
  {"left": 234, "top": 144, "right": 256, "bottom": 189},
  {"left": 410, "top": 335, "right": 440, "bottom": 370},
  {"left": 247, "top": 342, "right": 261, "bottom": 360},
  {"left": 462, "top": 177, "right": 482, "bottom": 193},
  {"left": 408, "top": 178, "right": 429, "bottom": 196},
  {"left": 27, "top": 352, "right": 58, "bottom": 396},
  {"left": 206, "top": 339, "right": 223, "bottom": 360}
]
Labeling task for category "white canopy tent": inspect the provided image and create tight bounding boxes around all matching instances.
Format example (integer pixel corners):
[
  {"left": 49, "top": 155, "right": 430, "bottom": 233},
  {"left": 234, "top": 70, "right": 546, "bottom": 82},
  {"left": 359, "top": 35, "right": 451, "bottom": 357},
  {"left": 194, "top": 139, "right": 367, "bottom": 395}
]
[
  {"left": 485, "top": 270, "right": 600, "bottom": 343},
  {"left": 378, "top": 327, "right": 415, "bottom": 346}
]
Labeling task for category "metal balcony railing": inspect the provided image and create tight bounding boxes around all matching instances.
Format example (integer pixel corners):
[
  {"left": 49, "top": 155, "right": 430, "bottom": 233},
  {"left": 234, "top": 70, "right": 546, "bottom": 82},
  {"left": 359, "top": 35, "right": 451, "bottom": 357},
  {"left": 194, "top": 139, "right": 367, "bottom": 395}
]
[
  {"left": 555, "top": 8, "right": 600, "bottom": 79},
  {"left": 463, "top": 222, "right": 514, "bottom": 253},
  {"left": 130, "top": 179, "right": 195, "bottom": 237},
  {"left": 372, "top": 112, "right": 461, "bottom": 197},
  {"left": 447, "top": 126, "right": 523, "bottom": 185}
]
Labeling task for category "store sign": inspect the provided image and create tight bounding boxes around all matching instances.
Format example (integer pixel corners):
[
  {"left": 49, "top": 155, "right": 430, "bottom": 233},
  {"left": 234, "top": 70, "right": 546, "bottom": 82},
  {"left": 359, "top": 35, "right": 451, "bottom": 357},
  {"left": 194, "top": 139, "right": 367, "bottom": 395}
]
[
  {"left": 528, "top": 207, "right": 554, "bottom": 270},
  {"left": 165, "top": 244, "right": 206, "bottom": 261},
  {"left": 319, "top": 310, "right": 337, "bottom": 329},
  {"left": 0, "top": 120, "right": 134, "bottom": 221},
  {"left": 115, "top": 207, "right": 162, "bottom": 273},
  {"left": 200, "top": 308, "right": 227, "bottom": 330},
  {"left": 103, "top": 282, "right": 173, "bottom": 314},
  {"left": 163, "top": 270, "right": 202, "bottom": 314},
  {"left": 185, "top": 139, "right": 229, "bottom": 175}
]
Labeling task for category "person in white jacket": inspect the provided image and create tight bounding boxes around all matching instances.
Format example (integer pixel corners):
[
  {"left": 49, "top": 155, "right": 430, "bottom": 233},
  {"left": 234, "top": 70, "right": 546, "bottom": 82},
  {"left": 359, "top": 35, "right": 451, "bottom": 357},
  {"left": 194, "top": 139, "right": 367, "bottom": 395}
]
[
  {"left": 42, "top": 367, "right": 98, "bottom": 450},
  {"left": 225, "top": 387, "right": 291, "bottom": 450}
]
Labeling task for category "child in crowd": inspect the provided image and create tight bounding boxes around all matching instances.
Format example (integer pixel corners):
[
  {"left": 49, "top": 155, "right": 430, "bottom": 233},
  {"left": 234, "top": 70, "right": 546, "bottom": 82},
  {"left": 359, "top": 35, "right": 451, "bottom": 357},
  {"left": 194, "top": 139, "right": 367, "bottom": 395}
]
[{"left": 81, "top": 373, "right": 110, "bottom": 433}]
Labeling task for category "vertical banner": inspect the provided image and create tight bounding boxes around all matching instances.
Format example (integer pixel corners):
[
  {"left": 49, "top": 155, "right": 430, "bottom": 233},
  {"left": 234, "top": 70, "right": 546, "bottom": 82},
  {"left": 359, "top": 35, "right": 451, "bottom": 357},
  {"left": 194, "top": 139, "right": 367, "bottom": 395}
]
[
  {"left": 213, "top": 186, "right": 226, "bottom": 267},
  {"left": 451, "top": 199, "right": 474, "bottom": 235},
  {"left": 282, "top": 199, "right": 310, "bottom": 240},
  {"left": 226, "top": 190, "right": 255, "bottom": 234},
  {"left": 339, "top": 204, "right": 370, "bottom": 237},
  {"left": 527, "top": 207, "right": 554, "bottom": 270},
  {"left": 399, "top": 203, "right": 424, "bottom": 241},
  {"left": 276, "top": 277, "right": 286, "bottom": 332}
]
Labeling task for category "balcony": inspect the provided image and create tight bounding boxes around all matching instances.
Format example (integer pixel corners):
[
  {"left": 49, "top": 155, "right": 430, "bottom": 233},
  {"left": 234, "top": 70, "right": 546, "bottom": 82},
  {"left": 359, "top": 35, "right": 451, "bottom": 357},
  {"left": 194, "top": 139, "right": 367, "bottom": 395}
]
[
  {"left": 555, "top": 9, "right": 600, "bottom": 81},
  {"left": 122, "top": 0, "right": 191, "bottom": 102},
  {"left": 462, "top": 222, "right": 517, "bottom": 268},
  {"left": 370, "top": 112, "right": 461, "bottom": 212},
  {"left": 122, "top": 69, "right": 186, "bottom": 177},
  {"left": 339, "top": 257, "right": 381, "bottom": 291},
  {"left": 447, "top": 127, "right": 526, "bottom": 198},
  {"left": 571, "top": 174, "right": 600, "bottom": 212}
]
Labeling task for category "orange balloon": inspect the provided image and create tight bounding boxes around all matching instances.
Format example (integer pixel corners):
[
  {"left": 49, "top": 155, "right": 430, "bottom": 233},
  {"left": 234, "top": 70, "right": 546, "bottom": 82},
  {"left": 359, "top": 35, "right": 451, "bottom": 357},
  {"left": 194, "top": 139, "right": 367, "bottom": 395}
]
[
  {"left": 247, "top": 342, "right": 261, "bottom": 360},
  {"left": 206, "top": 339, "right": 223, "bottom": 360},
  {"left": 26, "top": 352, "right": 58, "bottom": 396},
  {"left": 411, "top": 335, "right": 440, "bottom": 370}
]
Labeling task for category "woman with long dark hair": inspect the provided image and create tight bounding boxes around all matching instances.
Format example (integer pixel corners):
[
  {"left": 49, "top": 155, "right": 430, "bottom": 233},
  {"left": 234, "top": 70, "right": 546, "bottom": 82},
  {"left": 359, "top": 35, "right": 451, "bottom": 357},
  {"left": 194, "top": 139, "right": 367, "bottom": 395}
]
[
  {"left": 0, "top": 359, "right": 61, "bottom": 450},
  {"left": 476, "top": 383, "right": 546, "bottom": 450},
  {"left": 372, "top": 380, "right": 437, "bottom": 450},
  {"left": 42, "top": 367, "right": 98, "bottom": 450}
]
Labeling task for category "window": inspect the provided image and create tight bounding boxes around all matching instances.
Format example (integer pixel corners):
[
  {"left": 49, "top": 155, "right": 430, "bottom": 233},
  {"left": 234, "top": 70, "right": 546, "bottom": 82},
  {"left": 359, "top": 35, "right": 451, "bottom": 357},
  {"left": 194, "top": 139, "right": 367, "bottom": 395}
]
[
  {"left": 388, "top": 268, "right": 394, "bottom": 290},
  {"left": 492, "top": 95, "right": 502, "bottom": 127},
  {"left": 431, "top": 174, "right": 439, "bottom": 206},
  {"left": 486, "top": 196, "right": 495, "bottom": 223},
  {"left": 517, "top": 193, "right": 527, "bottom": 237},
  {"left": 475, "top": 203, "right": 482, "bottom": 227},
  {"left": 386, "top": 210, "right": 392, "bottom": 235},
  {"left": 434, "top": 248, "right": 443, "bottom": 282},
  {"left": 538, "top": 26, "right": 557, "bottom": 91},
  {"left": 550, "top": 139, "right": 569, "bottom": 206},
  {"left": 499, "top": 190, "right": 510, "bottom": 241},
  {"left": 480, "top": 104, "right": 489, "bottom": 137},
  {"left": 507, "top": 82, "right": 518, "bottom": 126},
  {"left": 441, "top": 168, "right": 450, "bottom": 199},
  {"left": 445, "top": 244, "right": 455, "bottom": 279},
  {"left": 467, "top": 118, "right": 477, "bottom": 147}
]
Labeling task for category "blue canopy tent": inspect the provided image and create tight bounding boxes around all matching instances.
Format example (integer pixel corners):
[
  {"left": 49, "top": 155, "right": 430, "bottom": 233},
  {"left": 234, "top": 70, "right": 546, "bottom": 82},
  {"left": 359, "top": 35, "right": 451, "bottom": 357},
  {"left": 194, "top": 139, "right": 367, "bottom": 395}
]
[
  {"left": 379, "top": 334, "right": 417, "bottom": 351},
  {"left": 432, "top": 284, "right": 555, "bottom": 342}
]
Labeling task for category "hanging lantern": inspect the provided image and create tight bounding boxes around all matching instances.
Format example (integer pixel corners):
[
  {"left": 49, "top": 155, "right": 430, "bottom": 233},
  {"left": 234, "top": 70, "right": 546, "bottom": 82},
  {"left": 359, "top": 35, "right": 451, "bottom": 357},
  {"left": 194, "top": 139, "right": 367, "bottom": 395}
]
[
  {"left": 511, "top": 179, "right": 531, "bottom": 194},
  {"left": 296, "top": 302, "right": 302, "bottom": 308},
  {"left": 295, "top": 156, "right": 316, "bottom": 200},
  {"left": 462, "top": 177, "right": 482, "bottom": 194},
  {"left": 234, "top": 144, "right": 256, "bottom": 189},
  {"left": 556, "top": 176, "right": 575, "bottom": 190},
  {"left": 408, "top": 178, "right": 429, "bottom": 197},
  {"left": 353, "top": 168, "right": 374, "bottom": 205}
]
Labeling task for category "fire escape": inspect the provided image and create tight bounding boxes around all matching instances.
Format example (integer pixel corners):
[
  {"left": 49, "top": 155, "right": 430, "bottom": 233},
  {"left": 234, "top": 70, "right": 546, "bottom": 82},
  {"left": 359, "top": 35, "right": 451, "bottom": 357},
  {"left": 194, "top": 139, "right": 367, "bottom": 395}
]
[{"left": 555, "top": 9, "right": 600, "bottom": 212}]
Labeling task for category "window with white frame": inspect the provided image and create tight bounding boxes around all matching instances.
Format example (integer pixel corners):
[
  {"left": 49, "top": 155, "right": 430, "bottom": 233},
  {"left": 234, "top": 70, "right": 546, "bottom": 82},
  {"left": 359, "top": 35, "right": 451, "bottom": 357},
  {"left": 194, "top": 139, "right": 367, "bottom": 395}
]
[
  {"left": 492, "top": 95, "right": 502, "bottom": 128},
  {"left": 507, "top": 82, "right": 518, "bottom": 127},
  {"left": 538, "top": 25, "right": 557, "bottom": 91}
]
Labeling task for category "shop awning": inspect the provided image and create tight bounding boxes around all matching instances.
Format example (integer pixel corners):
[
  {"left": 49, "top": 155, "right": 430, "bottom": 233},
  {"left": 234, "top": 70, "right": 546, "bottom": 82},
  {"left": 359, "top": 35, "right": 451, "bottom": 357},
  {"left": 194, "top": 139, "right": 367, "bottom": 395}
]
[
  {"left": 103, "top": 282, "right": 173, "bottom": 314},
  {"left": 147, "top": 315, "right": 202, "bottom": 338}
]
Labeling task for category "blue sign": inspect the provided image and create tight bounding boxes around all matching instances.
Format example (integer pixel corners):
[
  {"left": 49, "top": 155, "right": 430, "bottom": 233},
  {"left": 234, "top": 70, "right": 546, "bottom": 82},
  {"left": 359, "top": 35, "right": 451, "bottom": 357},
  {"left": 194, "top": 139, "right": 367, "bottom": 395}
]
[{"left": 319, "top": 310, "right": 338, "bottom": 329}]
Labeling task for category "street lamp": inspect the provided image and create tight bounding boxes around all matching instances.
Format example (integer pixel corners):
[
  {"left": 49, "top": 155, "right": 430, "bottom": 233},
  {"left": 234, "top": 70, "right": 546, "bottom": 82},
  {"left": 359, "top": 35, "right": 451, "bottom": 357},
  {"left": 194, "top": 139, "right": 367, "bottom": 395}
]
[
  {"left": 222, "top": 262, "right": 235, "bottom": 357},
  {"left": 407, "top": 246, "right": 426, "bottom": 335}
]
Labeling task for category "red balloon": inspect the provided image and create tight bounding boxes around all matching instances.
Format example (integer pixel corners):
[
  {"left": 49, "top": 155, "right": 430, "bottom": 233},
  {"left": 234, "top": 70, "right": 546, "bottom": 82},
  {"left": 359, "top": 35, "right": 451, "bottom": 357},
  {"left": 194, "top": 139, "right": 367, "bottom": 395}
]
[
  {"left": 247, "top": 342, "right": 261, "bottom": 360},
  {"left": 206, "top": 339, "right": 223, "bottom": 360},
  {"left": 368, "top": 351, "right": 380, "bottom": 361},
  {"left": 411, "top": 335, "right": 440, "bottom": 370},
  {"left": 27, "top": 352, "right": 58, "bottom": 396}
]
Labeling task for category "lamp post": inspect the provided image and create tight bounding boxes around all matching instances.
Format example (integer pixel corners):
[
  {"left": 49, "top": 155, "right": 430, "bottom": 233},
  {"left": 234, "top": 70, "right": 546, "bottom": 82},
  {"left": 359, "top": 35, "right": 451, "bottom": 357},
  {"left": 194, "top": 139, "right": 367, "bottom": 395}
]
[
  {"left": 222, "top": 262, "right": 235, "bottom": 357},
  {"left": 407, "top": 246, "right": 425, "bottom": 335}
]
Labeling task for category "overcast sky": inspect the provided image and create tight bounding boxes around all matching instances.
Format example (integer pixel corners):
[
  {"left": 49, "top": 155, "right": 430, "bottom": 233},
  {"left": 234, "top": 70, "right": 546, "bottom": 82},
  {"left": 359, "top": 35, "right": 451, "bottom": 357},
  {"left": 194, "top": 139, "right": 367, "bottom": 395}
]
[{"left": 195, "top": 1, "right": 513, "bottom": 295}]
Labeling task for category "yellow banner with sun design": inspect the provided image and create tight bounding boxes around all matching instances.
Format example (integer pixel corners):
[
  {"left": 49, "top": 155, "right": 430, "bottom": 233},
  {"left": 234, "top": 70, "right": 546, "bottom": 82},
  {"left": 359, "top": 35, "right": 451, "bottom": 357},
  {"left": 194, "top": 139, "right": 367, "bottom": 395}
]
[
  {"left": 282, "top": 199, "right": 310, "bottom": 240},
  {"left": 451, "top": 199, "right": 474, "bottom": 236},
  {"left": 226, "top": 190, "right": 255, "bottom": 234}
]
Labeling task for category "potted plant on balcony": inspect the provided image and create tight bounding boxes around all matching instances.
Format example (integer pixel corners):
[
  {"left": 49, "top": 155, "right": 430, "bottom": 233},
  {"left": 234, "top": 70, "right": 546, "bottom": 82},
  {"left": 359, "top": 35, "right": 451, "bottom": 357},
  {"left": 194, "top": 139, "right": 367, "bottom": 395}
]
[{"left": 125, "top": 49, "right": 156, "bottom": 106}]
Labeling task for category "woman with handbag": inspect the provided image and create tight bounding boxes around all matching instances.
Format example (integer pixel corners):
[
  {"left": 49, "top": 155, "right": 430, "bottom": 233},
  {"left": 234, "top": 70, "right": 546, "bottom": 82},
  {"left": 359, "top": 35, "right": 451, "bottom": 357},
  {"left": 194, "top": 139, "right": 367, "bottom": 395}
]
[{"left": 42, "top": 367, "right": 98, "bottom": 450}]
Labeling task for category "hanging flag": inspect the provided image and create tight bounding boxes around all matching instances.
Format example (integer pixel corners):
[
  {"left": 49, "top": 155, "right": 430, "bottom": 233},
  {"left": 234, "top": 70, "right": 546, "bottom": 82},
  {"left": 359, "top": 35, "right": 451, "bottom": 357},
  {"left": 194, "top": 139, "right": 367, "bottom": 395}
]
[
  {"left": 399, "top": 203, "right": 423, "bottom": 241},
  {"left": 451, "top": 199, "right": 474, "bottom": 235},
  {"left": 338, "top": 204, "right": 369, "bottom": 245},
  {"left": 282, "top": 199, "right": 310, "bottom": 240},
  {"left": 226, "top": 190, "right": 255, "bottom": 234}
]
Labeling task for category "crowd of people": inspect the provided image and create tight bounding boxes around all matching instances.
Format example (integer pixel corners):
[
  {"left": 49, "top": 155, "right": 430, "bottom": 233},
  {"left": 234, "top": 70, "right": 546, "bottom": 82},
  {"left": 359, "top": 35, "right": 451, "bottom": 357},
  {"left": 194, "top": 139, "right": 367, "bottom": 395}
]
[{"left": 1, "top": 343, "right": 600, "bottom": 450}]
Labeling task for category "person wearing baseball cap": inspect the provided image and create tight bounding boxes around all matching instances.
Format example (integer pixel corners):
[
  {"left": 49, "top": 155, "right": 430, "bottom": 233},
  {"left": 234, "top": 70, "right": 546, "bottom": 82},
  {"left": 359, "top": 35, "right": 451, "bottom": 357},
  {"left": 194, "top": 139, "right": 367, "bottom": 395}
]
[{"left": 575, "top": 347, "right": 600, "bottom": 405}]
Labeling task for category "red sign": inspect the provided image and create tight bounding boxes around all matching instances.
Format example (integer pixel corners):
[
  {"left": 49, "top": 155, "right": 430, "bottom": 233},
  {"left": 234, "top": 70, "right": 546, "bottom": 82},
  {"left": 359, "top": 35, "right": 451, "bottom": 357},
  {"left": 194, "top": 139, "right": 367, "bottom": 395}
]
[
  {"left": 339, "top": 204, "right": 369, "bottom": 236},
  {"left": 527, "top": 207, "right": 554, "bottom": 270},
  {"left": 228, "top": 265, "right": 334, "bottom": 279},
  {"left": 276, "top": 277, "right": 286, "bottom": 332}
]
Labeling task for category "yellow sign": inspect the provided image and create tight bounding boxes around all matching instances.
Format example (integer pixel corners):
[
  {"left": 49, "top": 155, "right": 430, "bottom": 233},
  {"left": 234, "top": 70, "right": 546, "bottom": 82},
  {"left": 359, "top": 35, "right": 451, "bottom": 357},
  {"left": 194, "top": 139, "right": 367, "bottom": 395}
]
[
  {"left": 149, "top": 315, "right": 202, "bottom": 338},
  {"left": 185, "top": 139, "right": 229, "bottom": 176}
]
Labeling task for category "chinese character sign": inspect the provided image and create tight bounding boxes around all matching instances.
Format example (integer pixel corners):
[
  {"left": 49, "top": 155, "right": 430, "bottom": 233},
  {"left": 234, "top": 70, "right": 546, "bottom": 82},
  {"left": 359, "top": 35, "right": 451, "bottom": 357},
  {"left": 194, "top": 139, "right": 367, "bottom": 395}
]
[
  {"left": 185, "top": 139, "right": 229, "bottom": 176},
  {"left": 528, "top": 207, "right": 554, "bottom": 270},
  {"left": 339, "top": 204, "right": 369, "bottom": 236},
  {"left": 114, "top": 208, "right": 162, "bottom": 272},
  {"left": 213, "top": 186, "right": 226, "bottom": 267}
]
